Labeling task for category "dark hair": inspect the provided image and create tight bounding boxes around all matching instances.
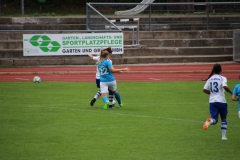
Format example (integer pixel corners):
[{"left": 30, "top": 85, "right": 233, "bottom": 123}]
[
  {"left": 203, "top": 63, "right": 222, "bottom": 81},
  {"left": 101, "top": 50, "right": 109, "bottom": 58},
  {"left": 103, "top": 47, "right": 112, "bottom": 54}
]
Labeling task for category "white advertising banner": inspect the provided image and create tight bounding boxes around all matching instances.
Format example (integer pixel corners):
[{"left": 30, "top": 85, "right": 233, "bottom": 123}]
[{"left": 23, "top": 33, "right": 124, "bottom": 56}]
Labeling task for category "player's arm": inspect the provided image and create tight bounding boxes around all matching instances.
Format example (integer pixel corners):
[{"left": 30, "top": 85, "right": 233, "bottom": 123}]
[
  {"left": 107, "top": 61, "right": 129, "bottom": 73},
  {"left": 232, "top": 86, "right": 239, "bottom": 101},
  {"left": 87, "top": 53, "right": 100, "bottom": 60},
  {"left": 223, "top": 86, "right": 232, "bottom": 95},
  {"left": 231, "top": 94, "right": 238, "bottom": 101},
  {"left": 87, "top": 53, "right": 94, "bottom": 59},
  {"left": 203, "top": 81, "right": 210, "bottom": 94},
  {"left": 203, "top": 89, "right": 210, "bottom": 94},
  {"left": 222, "top": 77, "right": 232, "bottom": 95},
  {"left": 109, "top": 66, "right": 129, "bottom": 73}
]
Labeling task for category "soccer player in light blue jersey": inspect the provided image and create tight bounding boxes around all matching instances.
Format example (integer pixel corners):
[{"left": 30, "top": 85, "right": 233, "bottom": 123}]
[
  {"left": 232, "top": 75, "right": 240, "bottom": 118},
  {"left": 202, "top": 63, "right": 232, "bottom": 140},
  {"left": 97, "top": 50, "right": 129, "bottom": 110},
  {"left": 88, "top": 47, "right": 116, "bottom": 108}
]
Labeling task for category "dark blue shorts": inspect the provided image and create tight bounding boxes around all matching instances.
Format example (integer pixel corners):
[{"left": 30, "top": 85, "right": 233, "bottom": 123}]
[
  {"left": 96, "top": 79, "right": 100, "bottom": 88},
  {"left": 209, "top": 102, "right": 228, "bottom": 119}
]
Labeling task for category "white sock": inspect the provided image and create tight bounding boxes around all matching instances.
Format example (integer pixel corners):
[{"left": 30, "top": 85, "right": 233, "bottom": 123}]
[
  {"left": 221, "top": 120, "right": 227, "bottom": 138},
  {"left": 222, "top": 130, "right": 227, "bottom": 138}
]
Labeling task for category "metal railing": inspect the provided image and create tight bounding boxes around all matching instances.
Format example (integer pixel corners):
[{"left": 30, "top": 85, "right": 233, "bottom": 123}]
[
  {"left": 89, "top": 2, "right": 240, "bottom": 31},
  {"left": 114, "top": 0, "right": 155, "bottom": 15},
  {"left": 0, "top": 3, "right": 121, "bottom": 34},
  {"left": 86, "top": 3, "right": 121, "bottom": 32},
  {"left": 107, "top": 18, "right": 140, "bottom": 46},
  {"left": 86, "top": 3, "right": 142, "bottom": 47}
]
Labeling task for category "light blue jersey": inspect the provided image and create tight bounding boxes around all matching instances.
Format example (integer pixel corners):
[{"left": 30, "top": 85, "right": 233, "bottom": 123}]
[
  {"left": 97, "top": 60, "right": 115, "bottom": 82},
  {"left": 233, "top": 84, "right": 240, "bottom": 108}
]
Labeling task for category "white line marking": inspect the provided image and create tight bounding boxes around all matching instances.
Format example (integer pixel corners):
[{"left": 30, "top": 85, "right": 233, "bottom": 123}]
[
  {"left": 149, "top": 78, "right": 161, "bottom": 81},
  {"left": 15, "top": 78, "right": 30, "bottom": 81},
  {"left": 28, "top": 105, "right": 240, "bottom": 128}
]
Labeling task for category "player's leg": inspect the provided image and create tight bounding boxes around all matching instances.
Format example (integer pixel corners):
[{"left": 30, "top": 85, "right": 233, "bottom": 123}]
[
  {"left": 219, "top": 103, "right": 228, "bottom": 140},
  {"left": 114, "top": 91, "right": 123, "bottom": 107},
  {"left": 108, "top": 90, "right": 114, "bottom": 108},
  {"left": 220, "top": 119, "right": 228, "bottom": 140},
  {"left": 108, "top": 80, "right": 123, "bottom": 107},
  {"left": 203, "top": 103, "right": 217, "bottom": 130},
  {"left": 238, "top": 105, "right": 240, "bottom": 119},
  {"left": 102, "top": 92, "right": 109, "bottom": 110},
  {"left": 90, "top": 79, "right": 101, "bottom": 106},
  {"left": 100, "top": 82, "right": 109, "bottom": 110}
]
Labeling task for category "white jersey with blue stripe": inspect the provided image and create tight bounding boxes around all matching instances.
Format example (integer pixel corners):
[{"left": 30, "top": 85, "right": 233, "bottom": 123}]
[
  {"left": 97, "top": 60, "right": 115, "bottom": 82},
  {"left": 203, "top": 74, "right": 227, "bottom": 103},
  {"left": 93, "top": 56, "right": 100, "bottom": 79}
]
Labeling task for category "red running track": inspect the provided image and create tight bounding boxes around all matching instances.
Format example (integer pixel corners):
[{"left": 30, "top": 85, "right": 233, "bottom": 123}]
[{"left": 0, "top": 63, "right": 239, "bottom": 82}]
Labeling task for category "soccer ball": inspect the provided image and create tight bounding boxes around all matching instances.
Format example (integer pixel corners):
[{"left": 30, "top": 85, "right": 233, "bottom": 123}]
[
  {"left": 33, "top": 76, "right": 41, "bottom": 83},
  {"left": 112, "top": 99, "right": 116, "bottom": 105}
]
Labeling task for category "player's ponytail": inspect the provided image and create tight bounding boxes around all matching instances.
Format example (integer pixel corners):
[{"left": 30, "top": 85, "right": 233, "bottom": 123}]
[
  {"left": 203, "top": 63, "right": 222, "bottom": 81},
  {"left": 96, "top": 50, "right": 109, "bottom": 65}
]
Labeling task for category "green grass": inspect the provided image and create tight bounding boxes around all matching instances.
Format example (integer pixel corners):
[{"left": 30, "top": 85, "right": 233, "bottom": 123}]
[{"left": 0, "top": 81, "right": 240, "bottom": 160}]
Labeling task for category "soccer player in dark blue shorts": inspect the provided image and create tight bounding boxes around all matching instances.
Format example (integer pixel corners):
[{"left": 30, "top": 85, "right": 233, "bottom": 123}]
[{"left": 202, "top": 64, "right": 232, "bottom": 140}]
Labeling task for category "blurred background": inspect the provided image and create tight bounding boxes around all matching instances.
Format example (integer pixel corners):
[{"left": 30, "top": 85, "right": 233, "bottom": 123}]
[{"left": 1, "top": 0, "right": 240, "bottom": 16}]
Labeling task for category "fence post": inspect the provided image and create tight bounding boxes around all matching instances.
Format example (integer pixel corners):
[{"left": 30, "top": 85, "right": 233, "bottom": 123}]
[
  {"left": 86, "top": 4, "right": 89, "bottom": 30},
  {"left": 137, "top": 18, "right": 139, "bottom": 44},
  {"left": 149, "top": 3, "right": 152, "bottom": 31},
  {"left": 21, "top": 0, "right": 24, "bottom": 15},
  {"left": 206, "top": 3, "right": 209, "bottom": 30}
]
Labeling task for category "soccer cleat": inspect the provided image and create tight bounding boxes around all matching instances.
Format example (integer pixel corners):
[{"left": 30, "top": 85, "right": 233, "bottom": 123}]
[
  {"left": 103, "top": 101, "right": 109, "bottom": 110},
  {"left": 120, "top": 103, "right": 123, "bottom": 107},
  {"left": 203, "top": 118, "right": 211, "bottom": 130},
  {"left": 222, "top": 137, "right": 228, "bottom": 140},
  {"left": 90, "top": 98, "right": 96, "bottom": 106},
  {"left": 108, "top": 104, "right": 116, "bottom": 109}
]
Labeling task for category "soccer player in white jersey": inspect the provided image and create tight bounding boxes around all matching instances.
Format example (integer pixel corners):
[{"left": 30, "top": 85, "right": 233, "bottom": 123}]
[
  {"left": 87, "top": 47, "right": 116, "bottom": 108},
  {"left": 97, "top": 50, "right": 129, "bottom": 110},
  {"left": 202, "top": 63, "right": 232, "bottom": 140},
  {"left": 232, "top": 75, "right": 240, "bottom": 118}
]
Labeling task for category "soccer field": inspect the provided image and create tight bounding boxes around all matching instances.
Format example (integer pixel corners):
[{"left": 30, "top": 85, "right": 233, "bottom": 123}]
[{"left": 0, "top": 81, "right": 239, "bottom": 160}]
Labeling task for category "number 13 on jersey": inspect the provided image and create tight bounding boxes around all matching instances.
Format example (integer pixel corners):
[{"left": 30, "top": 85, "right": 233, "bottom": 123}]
[{"left": 210, "top": 81, "right": 219, "bottom": 93}]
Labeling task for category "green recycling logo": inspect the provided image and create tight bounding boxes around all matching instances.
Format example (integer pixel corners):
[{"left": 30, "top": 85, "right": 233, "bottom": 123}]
[{"left": 29, "top": 35, "right": 61, "bottom": 52}]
